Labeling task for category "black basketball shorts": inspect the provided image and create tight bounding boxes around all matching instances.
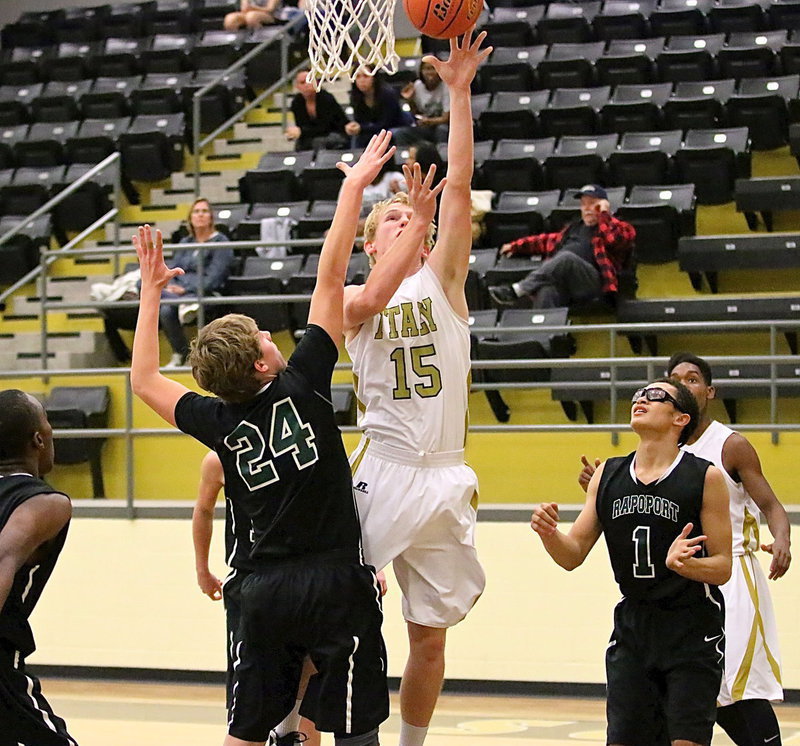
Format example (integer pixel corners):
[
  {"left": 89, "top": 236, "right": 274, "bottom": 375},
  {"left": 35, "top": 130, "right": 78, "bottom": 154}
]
[
  {"left": 222, "top": 567, "right": 247, "bottom": 711},
  {"left": 606, "top": 596, "right": 725, "bottom": 746},
  {"left": 227, "top": 555, "right": 389, "bottom": 742},
  {"left": 0, "top": 642, "right": 77, "bottom": 746}
]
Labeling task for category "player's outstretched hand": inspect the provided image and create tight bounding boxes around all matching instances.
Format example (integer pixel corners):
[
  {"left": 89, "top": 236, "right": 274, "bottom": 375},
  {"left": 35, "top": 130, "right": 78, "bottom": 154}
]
[
  {"left": 578, "top": 455, "right": 601, "bottom": 493},
  {"left": 666, "top": 522, "right": 706, "bottom": 572},
  {"left": 761, "top": 535, "right": 792, "bottom": 580},
  {"left": 531, "top": 502, "right": 560, "bottom": 537},
  {"left": 422, "top": 27, "right": 492, "bottom": 91},
  {"left": 403, "top": 161, "right": 447, "bottom": 228},
  {"left": 337, "top": 129, "right": 396, "bottom": 189},
  {"left": 197, "top": 569, "right": 223, "bottom": 601},
  {"left": 133, "top": 224, "right": 184, "bottom": 291},
  {"left": 376, "top": 569, "right": 388, "bottom": 596}
]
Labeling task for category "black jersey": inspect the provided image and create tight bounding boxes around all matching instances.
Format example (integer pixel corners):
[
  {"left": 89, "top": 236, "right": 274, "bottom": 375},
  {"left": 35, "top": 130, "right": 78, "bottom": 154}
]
[
  {"left": 176, "top": 324, "right": 362, "bottom": 562},
  {"left": 596, "top": 450, "right": 719, "bottom": 607},
  {"left": 223, "top": 487, "right": 253, "bottom": 572},
  {"left": 0, "top": 475, "right": 70, "bottom": 657}
]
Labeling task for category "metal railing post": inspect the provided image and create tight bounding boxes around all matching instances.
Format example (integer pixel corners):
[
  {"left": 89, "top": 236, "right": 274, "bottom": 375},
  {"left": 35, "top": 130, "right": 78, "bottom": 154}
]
[
  {"left": 113, "top": 156, "right": 121, "bottom": 276},
  {"left": 193, "top": 90, "right": 202, "bottom": 200},
  {"left": 125, "top": 374, "right": 135, "bottom": 519},
  {"left": 609, "top": 329, "right": 618, "bottom": 446},
  {"left": 196, "top": 243, "right": 207, "bottom": 330},
  {"left": 770, "top": 324, "right": 779, "bottom": 445},
  {"left": 39, "top": 248, "right": 49, "bottom": 376}
]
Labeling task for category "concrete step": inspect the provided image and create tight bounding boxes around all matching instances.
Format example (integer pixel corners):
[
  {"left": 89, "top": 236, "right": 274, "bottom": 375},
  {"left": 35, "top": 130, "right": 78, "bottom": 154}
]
[
  {"left": 9, "top": 330, "right": 99, "bottom": 354},
  {"left": 0, "top": 334, "right": 117, "bottom": 370}
]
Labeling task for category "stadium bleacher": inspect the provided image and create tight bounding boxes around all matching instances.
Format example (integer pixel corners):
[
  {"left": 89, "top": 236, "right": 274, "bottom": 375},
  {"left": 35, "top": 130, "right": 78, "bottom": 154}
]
[{"left": 0, "top": 0, "right": 798, "bottom": 432}]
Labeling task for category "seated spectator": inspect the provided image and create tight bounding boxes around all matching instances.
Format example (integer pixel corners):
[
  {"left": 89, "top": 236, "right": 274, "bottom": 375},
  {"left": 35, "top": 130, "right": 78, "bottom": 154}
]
[
  {"left": 393, "top": 60, "right": 450, "bottom": 145},
  {"left": 285, "top": 69, "right": 349, "bottom": 152},
  {"left": 488, "top": 185, "right": 635, "bottom": 309},
  {"left": 224, "top": 0, "right": 280, "bottom": 29},
  {"left": 156, "top": 198, "right": 234, "bottom": 367},
  {"left": 103, "top": 199, "right": 233, "bottom": 366},
  {"left": 345, "top": 66, "right": 413, "bottom": 148}
]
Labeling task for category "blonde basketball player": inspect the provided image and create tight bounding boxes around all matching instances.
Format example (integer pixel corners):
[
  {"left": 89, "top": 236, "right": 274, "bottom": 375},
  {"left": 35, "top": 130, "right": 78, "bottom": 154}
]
[{"left": 343, "top": 29, "right": 491, "bottom": 746}]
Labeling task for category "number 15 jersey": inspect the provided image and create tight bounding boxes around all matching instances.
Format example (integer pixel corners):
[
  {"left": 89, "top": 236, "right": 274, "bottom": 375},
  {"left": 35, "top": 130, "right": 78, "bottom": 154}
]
[{"left": 346, "top": 263, "right": 471, "bottom": 454}]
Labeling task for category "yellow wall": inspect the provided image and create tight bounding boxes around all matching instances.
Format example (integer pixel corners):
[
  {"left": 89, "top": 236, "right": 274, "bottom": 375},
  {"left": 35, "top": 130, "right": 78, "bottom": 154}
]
[
  {"left": 30, "top": 518, "right": 800, "bottom": 690},
  {"left": 6, "top": 368, "right": 799, "bottom": 505}
]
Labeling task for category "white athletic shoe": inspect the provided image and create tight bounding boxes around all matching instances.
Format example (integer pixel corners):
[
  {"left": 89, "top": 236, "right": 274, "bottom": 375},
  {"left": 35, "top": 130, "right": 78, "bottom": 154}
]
[{"left": 164, "top": 353, "right": 186, "bottom": 369}]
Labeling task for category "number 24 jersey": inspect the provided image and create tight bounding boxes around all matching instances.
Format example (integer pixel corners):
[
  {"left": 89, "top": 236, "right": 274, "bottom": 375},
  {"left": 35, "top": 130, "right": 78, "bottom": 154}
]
[{"left": 176, "top": 325, "right": 362, "bottom": 562}]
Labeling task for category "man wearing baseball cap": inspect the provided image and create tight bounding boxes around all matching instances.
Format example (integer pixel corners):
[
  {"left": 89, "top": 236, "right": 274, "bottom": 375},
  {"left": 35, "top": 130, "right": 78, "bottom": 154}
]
[{"left": 488, "top": 184, "right": 635, "bottom": 309}]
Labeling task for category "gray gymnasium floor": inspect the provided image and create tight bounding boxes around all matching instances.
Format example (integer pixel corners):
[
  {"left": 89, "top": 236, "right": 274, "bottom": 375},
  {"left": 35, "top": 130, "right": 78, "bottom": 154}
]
[{"left": 41, "top": 678, "right": 800, "bottom": 745}]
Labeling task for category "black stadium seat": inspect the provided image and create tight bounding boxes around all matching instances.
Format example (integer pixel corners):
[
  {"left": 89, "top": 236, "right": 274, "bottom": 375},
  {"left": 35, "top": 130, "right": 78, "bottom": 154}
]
[
  {"left": 539, "top": 86, "right": 610, "bottom": 137},
  {"left": 537, "top": 42, "right": 605, "bottom": 90},
  {"left": 238, "top": 151, "right": 314, "bottom": 204},
  {"left": 726, "top": 74, "right": 799, "bottom": 150},
  {"left": 480, "top": 138, "right": 554, "bottom": 194},
  {"left": 536, "top": 2, "right": 600, "bottom": 44},
  {"left": 663, "top": 78, "right": 735, "bottom": 130},
  {"left": 44, "top": 386, "right": 110, "bottom": 499},
  {"left": 478, "top": 90, "right": 549, "bottom": 141},
  {"left": 617, "top": 183, "right": 697, "bottom": 263},
  {"left": 596, "top": 38, "right": 664, "bottom": 86},
  {"left": 119, "top": 112, "right": 186, "bottom": 182},
  {"left": 544, "top": 133, "right": 618, "bottom": 191},
  {"left": 649, "top": 0, "right": 712, "bottom": 37},
  {"left": 600, "top": 82, "right": 672, "bottom": 134},
  {"left": 674, "top": 126, "right": 751, "bottom": 204},
  {"left": 607, "top": 129, "right": 682, "bottom": 187}
]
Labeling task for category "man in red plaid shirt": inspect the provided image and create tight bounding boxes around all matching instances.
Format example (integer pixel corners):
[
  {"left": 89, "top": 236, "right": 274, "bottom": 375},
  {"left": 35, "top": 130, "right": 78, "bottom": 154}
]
[{"left": 488, "top": 184, "right": 635, "bottom": 308}]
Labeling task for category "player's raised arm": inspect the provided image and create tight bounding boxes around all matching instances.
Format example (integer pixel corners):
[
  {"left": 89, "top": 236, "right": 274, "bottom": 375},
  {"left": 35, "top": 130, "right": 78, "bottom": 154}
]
[
  {"left": 308, "top": 130, "right": 396, "bottom": 342},
  {"left": 531, "top": 463, "right": 605, "bottom": 570},
  {"left": 425, "top": 28, "right": 491, "bottom": 316},
  {"left": 343, "top": 162, "right": 446, "bottom": 333},
  {"left": 130, "top": 225, "right": 192, "bottom": 427}
]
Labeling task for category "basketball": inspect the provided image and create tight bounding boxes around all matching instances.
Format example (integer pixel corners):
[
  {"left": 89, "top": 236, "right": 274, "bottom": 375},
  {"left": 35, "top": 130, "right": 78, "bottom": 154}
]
[{"left": 403, "top": 0, "right": 484, "bottom": 39}]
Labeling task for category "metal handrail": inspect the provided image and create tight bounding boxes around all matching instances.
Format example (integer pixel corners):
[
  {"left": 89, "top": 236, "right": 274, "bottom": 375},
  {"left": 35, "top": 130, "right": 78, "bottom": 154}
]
[
  {"left": 0, "top": 152, "right": 121, "bottom": 307},
  {"left": 4, "top": 351, "right": 799, "bottom": 506},
  {"left": 191, "top": 13, "right": 309, "bottom": 197}
]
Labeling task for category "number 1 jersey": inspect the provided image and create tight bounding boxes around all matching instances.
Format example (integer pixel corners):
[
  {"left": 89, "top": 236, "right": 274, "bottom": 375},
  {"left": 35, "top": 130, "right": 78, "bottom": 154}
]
[
  {"left": 176, "top": 325, "right": 362, "bottom": 562},
  {"left": 345, "top": 262, "right": 471, "bottom": 454},
  {"left": 596, "top": 450, "right": 721, "bottom": 607}
]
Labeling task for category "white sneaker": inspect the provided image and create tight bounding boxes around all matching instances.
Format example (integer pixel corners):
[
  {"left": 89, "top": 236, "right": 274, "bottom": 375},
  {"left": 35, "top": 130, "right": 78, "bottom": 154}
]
[{"left": 164, "top": 353, "right": 186, "bottom": 369}]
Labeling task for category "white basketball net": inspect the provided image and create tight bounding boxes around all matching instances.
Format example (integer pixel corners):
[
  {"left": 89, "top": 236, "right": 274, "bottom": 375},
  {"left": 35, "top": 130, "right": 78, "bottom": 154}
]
[{"left": 305, "top": 0, "right": 400, "bottom": 88}]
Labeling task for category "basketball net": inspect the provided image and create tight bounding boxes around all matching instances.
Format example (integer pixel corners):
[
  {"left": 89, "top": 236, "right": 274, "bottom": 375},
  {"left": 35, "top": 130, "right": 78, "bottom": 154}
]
[{"left": 305, "top": 0, "right": 400, "bottom": 88}]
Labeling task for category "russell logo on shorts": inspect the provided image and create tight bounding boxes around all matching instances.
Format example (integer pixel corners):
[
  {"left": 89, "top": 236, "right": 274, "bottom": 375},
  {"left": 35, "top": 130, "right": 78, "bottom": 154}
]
[{"left": 354, "top": 481, "right": 369, "bottom": 493}]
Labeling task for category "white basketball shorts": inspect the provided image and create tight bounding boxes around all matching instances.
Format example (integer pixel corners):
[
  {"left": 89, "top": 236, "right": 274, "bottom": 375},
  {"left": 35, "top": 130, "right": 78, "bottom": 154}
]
[
  {"left": 350, "top": 437, "right": 486, "bottom": 628},
  {"left": 717, "top": 552, "right": 783, "bottom": 706}
]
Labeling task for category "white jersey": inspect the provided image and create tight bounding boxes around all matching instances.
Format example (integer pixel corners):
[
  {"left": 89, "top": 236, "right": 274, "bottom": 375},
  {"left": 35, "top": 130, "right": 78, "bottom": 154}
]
[
  {"left": 346, "top": 262, "right": 471, "bottom": 454},
  {"left": 682, "top": 420, "right": 761, "bottom": 556}
]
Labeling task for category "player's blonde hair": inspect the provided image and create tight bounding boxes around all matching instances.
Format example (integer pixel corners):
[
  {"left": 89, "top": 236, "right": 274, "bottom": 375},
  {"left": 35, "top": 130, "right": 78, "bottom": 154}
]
[
  {"left": 189, "top": 314, "right": 264, "bottom": 403},
  {"left": 363, "top": 192, "right": 436, "bottom": 268}
]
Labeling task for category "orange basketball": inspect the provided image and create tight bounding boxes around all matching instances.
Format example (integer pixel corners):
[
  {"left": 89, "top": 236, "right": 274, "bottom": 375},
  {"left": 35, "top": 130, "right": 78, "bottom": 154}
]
[{"left": 403, "top": 0, "right": 483, "bottom": 39}]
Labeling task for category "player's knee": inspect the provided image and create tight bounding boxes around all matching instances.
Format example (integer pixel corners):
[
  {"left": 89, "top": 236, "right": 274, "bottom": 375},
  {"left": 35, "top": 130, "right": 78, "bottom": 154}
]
[
  {"left": 408, "top": 626, "right": 446, "bottom": 662},
  {"left": 334, "top": 727, "right": 379, "bottom": 746}
]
